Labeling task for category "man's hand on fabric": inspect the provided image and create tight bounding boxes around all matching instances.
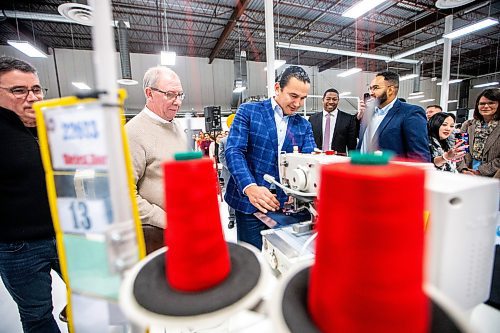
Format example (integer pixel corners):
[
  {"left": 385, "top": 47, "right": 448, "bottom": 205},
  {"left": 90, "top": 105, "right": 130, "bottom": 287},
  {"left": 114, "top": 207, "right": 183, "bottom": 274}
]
[{"left": 244, "top": 185, "right": 280, "bottom": 213}]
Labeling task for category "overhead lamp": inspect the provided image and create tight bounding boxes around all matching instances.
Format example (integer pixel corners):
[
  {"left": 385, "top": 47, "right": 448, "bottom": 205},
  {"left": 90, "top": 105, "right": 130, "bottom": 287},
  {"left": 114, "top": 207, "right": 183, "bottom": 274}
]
[
  {"left": 233, "top": 87, "right": 246, "bottom": 93},
  {"left": 337, "top": 67, "right": 362, "bottom": 77},
  {"left": 473, "top": 81, "right": 499, "bottom": 88},
  {"left": 161, "top": 51, "right": 176, "bottom": 66},
  {"left": 276, "top": 42, "right": 420, "bottom": 64},
  {"left": 408, "top": 95, "right": 426, "bottom": 100},
  {"left": 437, "top": 79, "right": 463, "bottom": 85},
  {"left": 392, "top": 39, "right": 444, "bottom": 60},
  {"left": 409, "top": 91, "right": 424, "bottom": 96},
  {"left": 443, "top": 18, "right": 498, "bottom": 40},
  {"left": 400, "top": 74, "right": 419, "bottom": 81},
  {"left": 420, "top": 99, "right": 435, "bottom": 103},
  {"left": 339, "top": 92, "right": 351, "bottom": 97},
  {"left": 264, "top": 59, "right": 287, "bottom": 71},
  {"left": 448, "top": 100, "right": 458, "bottom": 103},
  {"left": 233, "top": 79, "right": 246, "bottom": 93},
  {"left": 72, "top": 82, "right": 91, "bottom": 90},
  {"left": 342, "top": 0, "right": 388, "bottom": 19},
  {"left": 117, "top": 79, "right": 138, "bottom": 85},
  {"left": 7, "top": 40, "right": 47, "bottom": 58}
]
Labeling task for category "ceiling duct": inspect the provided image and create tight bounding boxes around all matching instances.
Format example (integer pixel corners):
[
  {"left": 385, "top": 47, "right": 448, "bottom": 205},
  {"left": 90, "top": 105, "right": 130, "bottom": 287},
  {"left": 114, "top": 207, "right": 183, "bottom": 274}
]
[
  {"left": 117, "top": 20, "right": 137, "bottom": 85},
  {"left": 231, "top": 49, "right": 248, "bottom": 110}
]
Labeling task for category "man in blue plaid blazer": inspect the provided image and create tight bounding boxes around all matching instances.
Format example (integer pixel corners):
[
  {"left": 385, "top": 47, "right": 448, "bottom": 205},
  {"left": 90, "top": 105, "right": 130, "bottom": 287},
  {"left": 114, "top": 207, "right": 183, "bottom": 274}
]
[{"left": 225, "top": 66, "right": 316, "bottom": 250}]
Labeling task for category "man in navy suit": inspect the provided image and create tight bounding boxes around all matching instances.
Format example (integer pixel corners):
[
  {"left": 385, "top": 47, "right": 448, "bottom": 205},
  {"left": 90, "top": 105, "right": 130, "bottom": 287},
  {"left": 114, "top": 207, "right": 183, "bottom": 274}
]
[
  {"left": 358, "top": 71, "right": 430, "bottom": 162},
  {"left": 225, "top": 66, "right": 316, "bottom": 249},
  {"left": 309, "top": 88, "right": 357, "bottom": 154}
]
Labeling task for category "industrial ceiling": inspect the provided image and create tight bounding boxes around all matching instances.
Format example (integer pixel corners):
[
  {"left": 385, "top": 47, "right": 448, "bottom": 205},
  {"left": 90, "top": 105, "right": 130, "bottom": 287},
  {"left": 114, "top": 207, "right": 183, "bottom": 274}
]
[{"left": 1, "top": 0, "right": 499, "bottom": 79}]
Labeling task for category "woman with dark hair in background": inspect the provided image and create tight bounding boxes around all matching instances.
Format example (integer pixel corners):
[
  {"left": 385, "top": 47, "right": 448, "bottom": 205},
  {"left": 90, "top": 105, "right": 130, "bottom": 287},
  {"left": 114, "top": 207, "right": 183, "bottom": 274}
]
[
  {"left": 458, "top": 88, "right": 500, "bottom": 178},
  {"left": 428, "top": 112, "right": 466, "bottom": 172}
]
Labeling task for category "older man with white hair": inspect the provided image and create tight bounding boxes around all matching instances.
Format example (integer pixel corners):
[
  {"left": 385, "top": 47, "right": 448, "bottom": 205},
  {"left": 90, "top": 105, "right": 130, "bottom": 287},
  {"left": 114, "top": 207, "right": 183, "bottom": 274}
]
[{"left": 126, "top": 66, "right": 187, "bottom": 253}]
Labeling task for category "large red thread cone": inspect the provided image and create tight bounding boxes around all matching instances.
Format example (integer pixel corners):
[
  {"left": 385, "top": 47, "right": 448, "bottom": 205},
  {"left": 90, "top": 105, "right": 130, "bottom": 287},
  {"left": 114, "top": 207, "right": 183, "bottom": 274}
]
[
  {"left": 308, "top": 162, "right": 428, "bottom": 333},
  {"left": 163, "top": 157, "right": 230, "bottom": 292}
]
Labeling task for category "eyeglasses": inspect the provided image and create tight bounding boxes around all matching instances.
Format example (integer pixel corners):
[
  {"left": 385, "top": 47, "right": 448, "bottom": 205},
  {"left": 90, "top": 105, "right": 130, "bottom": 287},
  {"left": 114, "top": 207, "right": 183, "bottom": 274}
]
[
  {"left": 368, "top": 85, "right": 394, "bottom": 91},
  {"left": 478, "top": 101, "right": 497, "bottom": 107},
  {"left": 0, "top": 85, "right": 47, "bottom": 99},
  {"left": 149, "top": 87, "right": 185, "bottom": 101}
]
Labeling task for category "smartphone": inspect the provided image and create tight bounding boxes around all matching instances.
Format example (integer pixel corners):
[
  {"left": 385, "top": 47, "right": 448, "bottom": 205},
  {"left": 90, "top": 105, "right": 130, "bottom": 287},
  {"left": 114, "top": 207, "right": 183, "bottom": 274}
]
[{"left": 363, "top": 93, "right": 370, "bottom": 103}]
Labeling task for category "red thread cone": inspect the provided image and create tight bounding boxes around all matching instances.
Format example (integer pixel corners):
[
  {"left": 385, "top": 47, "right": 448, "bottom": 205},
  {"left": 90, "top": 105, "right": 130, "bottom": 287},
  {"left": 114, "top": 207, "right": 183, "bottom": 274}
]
[
  {"left": 308, "top": 162, "right": 428, "bottom": 333},
  {"left": 163, "top": 158, "right": 230, "bottom": 292}
]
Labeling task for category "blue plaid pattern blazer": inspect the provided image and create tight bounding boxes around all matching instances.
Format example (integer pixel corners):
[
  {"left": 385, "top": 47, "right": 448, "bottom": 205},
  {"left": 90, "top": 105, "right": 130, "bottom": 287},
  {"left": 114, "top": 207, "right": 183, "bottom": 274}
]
[{"left": 224, "top": 98, "right": 316, "bottom": 214}]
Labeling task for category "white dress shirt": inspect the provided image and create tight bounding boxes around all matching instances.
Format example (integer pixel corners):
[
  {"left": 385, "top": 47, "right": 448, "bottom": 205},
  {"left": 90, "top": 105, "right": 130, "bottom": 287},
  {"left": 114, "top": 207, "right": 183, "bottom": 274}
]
[{"left": 271, "top": 97, "right": 290, "bottom": 153}]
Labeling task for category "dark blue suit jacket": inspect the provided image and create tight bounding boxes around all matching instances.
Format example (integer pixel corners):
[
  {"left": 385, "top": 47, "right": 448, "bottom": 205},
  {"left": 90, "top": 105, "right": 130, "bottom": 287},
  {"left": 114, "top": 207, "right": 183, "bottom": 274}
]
[
  {"left": 225, "top": 99, "right": 316, "bottom": 214},
  {"left": 357, "top": 99, "right": 430, "bottom": 162}
]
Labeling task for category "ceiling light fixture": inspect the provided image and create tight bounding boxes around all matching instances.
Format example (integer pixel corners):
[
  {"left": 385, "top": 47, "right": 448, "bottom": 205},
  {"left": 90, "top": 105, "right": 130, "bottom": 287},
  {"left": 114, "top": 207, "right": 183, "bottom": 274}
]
[
  {"left": 409, "top": 91, "right": 424, "bottom": 96},
  {"left": 448, "top": 100, "right": 458, "bottom": 103},
  {"left": 342, "top": 0, "right": 388, "bottom": 19},
  {"left": 400, "top": 73, "right": 419, "bottom": 81},
  {"left": 443, "top": 18, "right": 498, "bottom": 40},
  {"left": 437, "top": 79, "right": 463, "bottom": 85},
  {"left": 8, "top": 40, "right": 47, "bottom": 58},
  {"left": 392, "top": 39, "right": 444, "bottom": 60},
  {"left": 338, "top": 67, "right": 362, "bottom": 77},
  {"left": 264, "top": 59, "right": 286, "bottom": 71},
  {"left": 408, "top": 95, "right": 426, "bottom": 100},
  {"left": 72, "top": 82, "right": 91, "bottom": 90},
  {"left": 276, "top": 42, "right": 420, "bottom": 64},
  {"left": 420, "top": 98, "right": 435, "bottom": 103},
  {"left": 339, "top": 92, "right": 351, "bottom": 97},
  {"left": 473, "top": 81, "right": 499, "bottom": 88}
]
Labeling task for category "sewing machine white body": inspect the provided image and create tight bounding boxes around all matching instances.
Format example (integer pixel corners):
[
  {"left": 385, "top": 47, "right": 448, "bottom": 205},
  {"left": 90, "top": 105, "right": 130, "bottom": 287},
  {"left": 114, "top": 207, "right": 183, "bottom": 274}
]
[{"left": 263, "top": 152, "right": 499, "bottom": 310}]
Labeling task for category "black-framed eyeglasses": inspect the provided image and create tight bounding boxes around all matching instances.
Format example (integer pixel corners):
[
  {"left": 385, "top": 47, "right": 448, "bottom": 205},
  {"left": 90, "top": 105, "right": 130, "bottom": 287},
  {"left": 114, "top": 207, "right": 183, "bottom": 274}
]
[
  {"left": 0, "top": 85, "right": 47, "bottom": 99},
  {"left": 368, "top": 85, "right": 394, "bottom": 91},
  {"left": 149, "top": 87, "right": 185, "bottom": 101}
]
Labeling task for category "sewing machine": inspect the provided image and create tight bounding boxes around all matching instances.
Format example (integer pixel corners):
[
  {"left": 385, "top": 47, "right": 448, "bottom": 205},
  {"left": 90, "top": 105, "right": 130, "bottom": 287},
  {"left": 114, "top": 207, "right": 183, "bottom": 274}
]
[{"left": 262, "top": 152, "right": 499, "bottom": 311}]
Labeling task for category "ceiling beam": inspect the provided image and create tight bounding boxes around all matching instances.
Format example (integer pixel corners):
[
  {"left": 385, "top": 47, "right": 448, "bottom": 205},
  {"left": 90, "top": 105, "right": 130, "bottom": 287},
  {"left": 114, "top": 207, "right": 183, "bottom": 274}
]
[{"left": 208, "top": 0, "right": 250, "bottom": 64}]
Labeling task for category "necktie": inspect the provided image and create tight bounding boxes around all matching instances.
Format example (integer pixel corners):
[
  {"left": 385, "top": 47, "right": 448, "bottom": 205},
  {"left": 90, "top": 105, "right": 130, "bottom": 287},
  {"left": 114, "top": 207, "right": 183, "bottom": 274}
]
[{"left": 323, "top": 113, "right": 331, "bottom": 151}]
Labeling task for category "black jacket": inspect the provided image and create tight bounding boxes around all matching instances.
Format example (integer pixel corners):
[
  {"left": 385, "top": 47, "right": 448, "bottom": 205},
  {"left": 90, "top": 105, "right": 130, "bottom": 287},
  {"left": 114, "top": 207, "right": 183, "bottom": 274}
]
[
  {"left": 0, "top": 107, "right": 54, "bottom": 242},
  {"left": 308, "top": 110, "right": 357, "bottom": 154}
]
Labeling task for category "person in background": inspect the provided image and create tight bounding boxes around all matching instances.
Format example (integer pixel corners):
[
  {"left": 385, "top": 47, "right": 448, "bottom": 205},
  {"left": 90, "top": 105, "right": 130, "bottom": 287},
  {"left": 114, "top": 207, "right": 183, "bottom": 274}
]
[
  {"left": 426, "top": 104, "right": 443, "bottom": 121},
  {"left": 126, "top": 66, "right": 186, "bottom": 253},
  {"left": 458, "top": 88, "right": 500, "bottom": 178},
  {"left": 358, "top": 71, "right": 430, "bottom": 161},
  {"left": 219, "top": 129, "right": 236, "bottom": 229},
  {"left": 428, "top": 112, "right": 466, "bottom": 173},
  {"left": 308, "top": 88, "right": 357, "bottom": 154},
  {"left": 200, "top": 132, "right": 212, "bottom": 157},
  {"left": 0, "top": 56, "right": 62, "bottom": 332},
  {"left": 209, "top": 132, "right": 223, "bottom": 164},
  {"left": 225, "top": 66, "right": 316, "bottom": 249}
]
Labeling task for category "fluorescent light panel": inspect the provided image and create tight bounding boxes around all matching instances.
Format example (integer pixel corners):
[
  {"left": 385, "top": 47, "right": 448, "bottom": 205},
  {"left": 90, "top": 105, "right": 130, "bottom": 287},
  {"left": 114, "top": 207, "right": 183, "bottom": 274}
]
[
  {"left": 409, "top": 91, "right": 424, "bottom": 96},
  {"left": 8, "top": 40, "right": 47, "bottom": 58},
  {"left": 448, "top": 100, "right": 458, "bottom": 103},
  {"left": 264, "top": 59, "right": 287, "bottom": 71},
  {"left": 400, "top": 73, "right": 419, "bottom": 81},
  {"left": 420, "top": 99, "right": 435, "bottom": 103},
  {"left": 443, "top": 18, "right": 498, "bottom": 39},
  {"left": 342, "top": 0, "right": 388, "bottom": 19},
  {"left": 339, "top": 92, "right": 351, "bottom": 96},
  {"left": 117, "top": 79, "right": 138, "bottom": 85},
  {"left": 437, "top": 79, "right": 463, "bottom": 85},
  {"left": 408, "top": 95, "right": 425, "bottom": 100},
  {"left": 393, "top": 39, "right": 444, "bottom": 60},
  {"left": 233, "top": 87, "right": 246, "bottom": 93},
  {"left": 473, "top": 81, "right": 499, "bottom": 88},
  {"left": 72, "top": 82, "right": 91, "bottom": 90},
  {"left": 276, "top": 42, "right": 420, "bottom": 64},
  {"left": 160, "top": 51, "right": 176, "bottom": 66},
  {"left": 337, "top": 67, "right": 362, "bottom": 77}
]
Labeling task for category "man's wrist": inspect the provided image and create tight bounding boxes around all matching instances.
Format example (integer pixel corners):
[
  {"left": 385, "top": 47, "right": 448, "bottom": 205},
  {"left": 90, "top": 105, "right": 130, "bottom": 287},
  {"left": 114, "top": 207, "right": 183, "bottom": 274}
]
[{"left": 243, "top": 183, "right": 257, "bottom": 196}]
